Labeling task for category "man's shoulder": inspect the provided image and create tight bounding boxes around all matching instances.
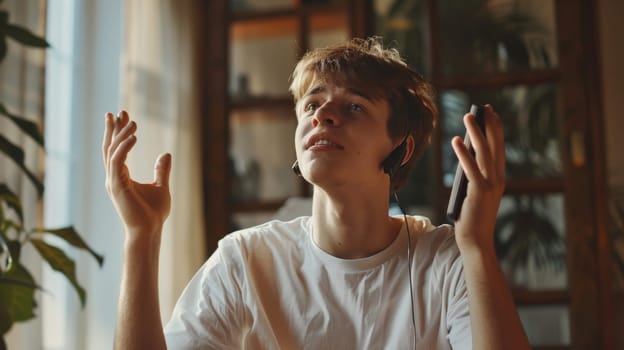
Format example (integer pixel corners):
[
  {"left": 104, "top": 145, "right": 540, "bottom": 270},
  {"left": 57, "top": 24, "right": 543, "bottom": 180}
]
[
  {"left": 406, "top": 215, "right": 455, "bottom": 245},
  {"left": 407, "top": 215, "right": 460, "bottom": 265},
  {"left": 219, "top": 216, "right": 311, "bottom": 253}
]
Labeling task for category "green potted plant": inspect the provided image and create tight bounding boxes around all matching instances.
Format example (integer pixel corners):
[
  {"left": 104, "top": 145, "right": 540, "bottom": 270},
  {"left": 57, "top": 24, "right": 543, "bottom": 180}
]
[
  {"left": 493, "top": 85, "right": 566, "bottom": 282},
  {"left": 436, "top": 0, "right": 551, "bottom": 77},
  {"left": 0, "top": 8, "right": 103, "bottom": 350}
]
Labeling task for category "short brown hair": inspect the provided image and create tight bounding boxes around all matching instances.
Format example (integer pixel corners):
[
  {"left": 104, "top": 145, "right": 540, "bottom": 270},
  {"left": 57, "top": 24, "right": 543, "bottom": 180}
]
[{"left": 289, "top": 37, "right": 438, "bottom": 191}]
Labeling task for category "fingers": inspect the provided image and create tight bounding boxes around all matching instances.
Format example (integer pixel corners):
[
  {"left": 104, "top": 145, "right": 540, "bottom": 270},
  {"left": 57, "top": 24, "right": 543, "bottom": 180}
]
[
  {"left": 103, "top": 110, "right": 137, "bottom": 193},
  {"left": 106, "top": 115, "right": 137, "bottom": 168},
  {"left": 455, "top": 104, "right": 506, "bottom": 187},
  {"left": 102, "top": 112, "right": 115, "bottom": 168},
  {"left": 452, "top": 136, "right": 482, "bottom": 185},
  {"left": 102, "top": 110, "right": 173, "bottom": 195},
  {"left": 109, "top": 120, "right": 137, "bottom": 159},
  {"left": 109, "top": 133, "right": 138, "bottom": 192},
  {"left": 103, "top": 110, "right": 134, "bottom": 166},
  {"left": 154, "top": 153, "right": 172, "bottom": 188},
  {"left": 114, "top": 110, "right": 130, "bottom": 136},
  {"left": 464, "top": 111, "right": 494, "bottom": 179},
  {"left": 483, "top": 105, "right": 506, "bottom": 182}
]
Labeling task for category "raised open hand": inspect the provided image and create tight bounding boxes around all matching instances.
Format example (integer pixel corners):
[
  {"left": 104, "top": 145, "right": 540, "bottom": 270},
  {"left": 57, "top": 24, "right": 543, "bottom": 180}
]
[
  {"left": 102, "top": 111, "right": 172, "bottom": 239},
  {"left": 451, "top": 104, "right": 506, "bottom": 253}
]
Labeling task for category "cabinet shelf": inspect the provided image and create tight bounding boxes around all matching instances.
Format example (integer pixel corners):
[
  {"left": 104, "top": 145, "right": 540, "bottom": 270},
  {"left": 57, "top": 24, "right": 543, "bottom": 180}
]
[
  {"left": 230, "top": 15, "right": 298, "bottom": 41},
  {"left": 512, "top": 288, "right": 569, "bottom": 306},
  {"left": 230, "top": 7, "right": 295, "bottom": 23},
  {"left": 434, "top": 68, "right": 560, "bottom": 90},
  {"left": 504, "top": 178, "right": 565, "bottom": 194},
  {"left": 229, "top": 2, "right": 348, "bottom": 23},
  {"left": 441, "top": 178, "right": 565, "bottom": 198},
  {"left": 230, "top": 2, "right": 349, "bottom": 41}
]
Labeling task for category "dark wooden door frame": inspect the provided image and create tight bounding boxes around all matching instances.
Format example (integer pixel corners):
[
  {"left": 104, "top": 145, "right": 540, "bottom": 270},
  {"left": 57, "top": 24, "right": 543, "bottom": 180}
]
[
  {"left": 198, "top": 0, "right": 614, "bottom": 348},
  {"left": 198, "top": 0, "right": 229, "bottom": 257},
  {"left": 556, "top": 0, "right": 611, "bottom": 348}
]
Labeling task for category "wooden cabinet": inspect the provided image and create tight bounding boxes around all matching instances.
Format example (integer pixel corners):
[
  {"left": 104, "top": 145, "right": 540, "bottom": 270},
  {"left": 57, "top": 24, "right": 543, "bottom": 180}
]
[
  {"left": 200, "top": 0, "right": 611, "bottom": 348},
  {"left": 227, "top": 1, "right": 370, "bottom": 231},
  {"left": 374, "top": 0, "right": 610, "bottom": 348},
  {"left": 199, "top": 0, "right": 371, "bottom": 250}
]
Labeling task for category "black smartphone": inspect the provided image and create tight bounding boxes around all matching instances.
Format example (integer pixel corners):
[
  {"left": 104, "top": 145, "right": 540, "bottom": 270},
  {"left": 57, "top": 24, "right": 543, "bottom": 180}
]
[{"left": 446, "top": 104, "right": 486, "bottom": 222}]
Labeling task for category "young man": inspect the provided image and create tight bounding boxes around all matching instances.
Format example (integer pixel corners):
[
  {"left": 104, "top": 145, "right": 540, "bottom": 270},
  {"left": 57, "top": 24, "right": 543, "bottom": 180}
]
[{"left": 103, "top": 37, "right": 530, "bottom": 349}]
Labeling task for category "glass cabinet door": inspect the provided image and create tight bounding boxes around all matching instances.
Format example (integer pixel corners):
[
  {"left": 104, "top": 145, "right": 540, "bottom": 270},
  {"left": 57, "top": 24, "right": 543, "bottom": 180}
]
[
  {"left": 435, "top": 0, "right": 558, "bottom": 78},
  {"left": 226, "top": 0, "right": 362, "bottom": 229},
  {"left": 204, "top": 0, "right": 608, "bottom": 346},
  {"left": 373, "top": 0, "right": 579, "bottom": 347}
]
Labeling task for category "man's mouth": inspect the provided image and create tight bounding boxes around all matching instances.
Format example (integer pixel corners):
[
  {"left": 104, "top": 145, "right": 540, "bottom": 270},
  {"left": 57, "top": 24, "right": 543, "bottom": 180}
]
[
  {"left": 306, "top": 134, "right": 343, "bottom": 150},
  {"left": 313, "top": 139, "right": 339, "bottom": 147}
]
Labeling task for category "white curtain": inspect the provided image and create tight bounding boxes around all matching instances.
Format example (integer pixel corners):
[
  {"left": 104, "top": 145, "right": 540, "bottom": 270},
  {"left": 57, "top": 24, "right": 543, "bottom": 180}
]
[
  {"left": 1, "top": 0, "right": 47, "bottom": 348},
  {"left": 122, "top": 0, "right": 206, "bottom": 323},
  {"left": 1, "top": 1, "right": 206, "bottom": 348},
  {"left": 3, "top": 1, "right": 204, "bottom": 349},
  {"left": 41, "top": 1, "right": 126, "bottom": 349}
]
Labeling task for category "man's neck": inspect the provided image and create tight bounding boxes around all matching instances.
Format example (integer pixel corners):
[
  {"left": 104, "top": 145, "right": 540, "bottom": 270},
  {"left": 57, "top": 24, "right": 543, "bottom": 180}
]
[{"left": 311, "top": 185, "right": 403, "bottom": 259}]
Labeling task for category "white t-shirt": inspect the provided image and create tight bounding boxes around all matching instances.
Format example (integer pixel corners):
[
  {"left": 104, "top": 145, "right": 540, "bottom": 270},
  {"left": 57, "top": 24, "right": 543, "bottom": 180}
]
[{"left": 164, "top": 215, "right": 471, "bottom": 349}]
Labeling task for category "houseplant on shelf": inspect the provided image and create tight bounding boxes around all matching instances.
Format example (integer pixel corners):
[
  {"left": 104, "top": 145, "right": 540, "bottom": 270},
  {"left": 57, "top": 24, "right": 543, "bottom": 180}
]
[
  {"left": 0, "top": 7, "right": 103, "bottom": 350},
  {"left": 491, "top": 86, "right": 566, "bottom": 285}
]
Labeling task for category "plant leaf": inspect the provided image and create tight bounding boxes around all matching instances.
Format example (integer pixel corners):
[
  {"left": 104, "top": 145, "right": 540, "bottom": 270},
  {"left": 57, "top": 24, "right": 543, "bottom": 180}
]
[
  {"left": 0, "top": 238, "right": 20, "bottom": 277},
  {"left": 0, "top": 262, "right": 38, "bottom": 337},
  {"left": 0, "top": 183, "right": 23, "bottom": 224},
  {"left": 3, "top": 24, "right": 49, "bottom": 48},
  {"left": 0, "top": 233, "right": 13, "bottom": 273},
  {"left": 0, "top": 134, "right": 24, "bottom": 163},
  {"left": 0, "top": 37, "right": 6, "bottom": 63},
  {"left": 35, "top": 226, "right": 104, "bottom": 267},
  {"left": 0, "top": 10, "right": 8, "bottom": 26},
  {"left": 29, "top": 238, "right": 86, "bottom": 307},
  {"left": 0, "top": 103, "right": 44, "bottom": 147},
  {"left": 0, "top": 134, "right": 43, "bottom": 197},
  {"left": 0, "top": 300, "right": 12, "bottom": 337},
  {"left": 0, "top": 263, "right": 38, "bottom": 321},
  {"left": 4, "top": 240, "right": 20, "bottom": 268},
  {"left": 0, "top": 276, "right": 40, "bottom": 289}
]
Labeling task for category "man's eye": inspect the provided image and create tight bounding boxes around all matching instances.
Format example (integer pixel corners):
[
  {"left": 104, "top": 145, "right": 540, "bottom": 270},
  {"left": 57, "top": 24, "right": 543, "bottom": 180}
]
[
  {"left": 349, "top": 103, "right": 363, "bottom": 112},
  {"left": 305, "top": 103, "right": 318, "bottom": 112}
]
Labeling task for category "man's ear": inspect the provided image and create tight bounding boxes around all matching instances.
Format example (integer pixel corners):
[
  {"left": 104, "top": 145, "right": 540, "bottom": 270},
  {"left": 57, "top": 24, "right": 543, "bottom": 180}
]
[
  {"left": 382, "top": 135, "right": 414, "bottom": 176},
  {"left": 401, "top": 135, "right": 415, "bottom": 166}
]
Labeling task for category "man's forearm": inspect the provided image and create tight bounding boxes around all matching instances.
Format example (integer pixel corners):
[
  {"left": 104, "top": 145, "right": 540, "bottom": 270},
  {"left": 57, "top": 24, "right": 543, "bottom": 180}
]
[
  {"left": 460, "top": 246, "right": 531, "bottom": 350},
  {"left": 114, "top": 230, "right": 167, "bottom": 350}
]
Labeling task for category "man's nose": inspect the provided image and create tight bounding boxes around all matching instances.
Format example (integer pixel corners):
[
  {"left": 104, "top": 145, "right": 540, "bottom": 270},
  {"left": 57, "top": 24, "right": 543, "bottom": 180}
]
[{"left": 311, "top": 102, "right": 340, "bottom": 127}]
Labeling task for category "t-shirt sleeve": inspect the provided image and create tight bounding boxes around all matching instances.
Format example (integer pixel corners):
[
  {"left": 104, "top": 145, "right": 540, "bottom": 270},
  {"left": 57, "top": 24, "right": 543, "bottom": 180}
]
[
  {"left": 444, "top": 234, "right": 472, "bottom": 349},
  {"left": 434, "top": 225, "right": 472, "bottom": 350},
  {"left": 164, "top": 238, "right": 247, "bottom": 349}
]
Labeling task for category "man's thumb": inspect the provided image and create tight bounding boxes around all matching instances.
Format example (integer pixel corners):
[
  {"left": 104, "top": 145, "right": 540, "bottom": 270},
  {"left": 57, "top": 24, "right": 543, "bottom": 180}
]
[{"left": 154, "top": 153, "right": 172, "bottom": 187}]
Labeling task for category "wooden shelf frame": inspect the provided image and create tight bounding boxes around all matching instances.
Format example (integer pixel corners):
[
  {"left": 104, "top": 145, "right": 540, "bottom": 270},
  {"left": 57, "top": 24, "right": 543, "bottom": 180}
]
[
  {"left": 203, "top": 1, "right": 613, "bottom": 346},
  {"left": 433, "top": 68, "right": 561, "bottom": 90}
]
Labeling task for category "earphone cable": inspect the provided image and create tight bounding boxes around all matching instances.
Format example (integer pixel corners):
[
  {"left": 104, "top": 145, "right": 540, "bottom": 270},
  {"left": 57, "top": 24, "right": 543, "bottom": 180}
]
[{"left": 393, "top": 192, "right": 417, "bottom": 345}]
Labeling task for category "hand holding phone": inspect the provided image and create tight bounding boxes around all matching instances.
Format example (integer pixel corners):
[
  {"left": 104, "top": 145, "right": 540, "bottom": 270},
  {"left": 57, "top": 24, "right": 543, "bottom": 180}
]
[{"left": 446, "top": 104, "right": 486, "bottom": 222}]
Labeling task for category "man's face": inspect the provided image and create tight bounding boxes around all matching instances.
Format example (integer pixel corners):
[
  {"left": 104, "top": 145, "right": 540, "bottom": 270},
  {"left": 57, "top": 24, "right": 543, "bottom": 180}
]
[{"left": 294, "top": 78, "right": 395, "bottom": 191}]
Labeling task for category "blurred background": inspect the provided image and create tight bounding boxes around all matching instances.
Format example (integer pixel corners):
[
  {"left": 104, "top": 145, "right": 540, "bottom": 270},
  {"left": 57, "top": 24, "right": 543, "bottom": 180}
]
[{"left": 0, "top": 0, "right": 622, "bottom": 349}]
